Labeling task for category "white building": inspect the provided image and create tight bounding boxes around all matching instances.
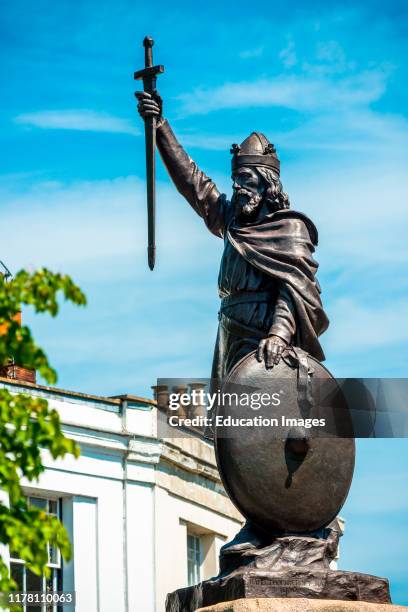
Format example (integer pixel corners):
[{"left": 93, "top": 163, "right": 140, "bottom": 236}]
[{"left": 0, "top": 374, "right": 243, "bottom": 612}]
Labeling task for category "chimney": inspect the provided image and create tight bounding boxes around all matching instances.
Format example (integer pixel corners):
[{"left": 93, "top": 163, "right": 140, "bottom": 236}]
[
  {"left": 151, "top": 384, "right": 170, "bottom": 411},
  {"left": 0, "top": 262, "right": 36, "bottom": 384},
  {"left": 188, "top": 382, "right": 207, "bottom": 418},
  {"left": 171, "top": 384, "right": 189, "bottom": 420}
]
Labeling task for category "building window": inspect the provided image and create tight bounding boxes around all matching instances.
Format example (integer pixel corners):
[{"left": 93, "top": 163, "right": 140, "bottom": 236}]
[
  {"left": 187, "top": 533, "right": 201, "bottom": 586},
  {"left": 10, "top": 496, "right": 62, "bottom": 612}
]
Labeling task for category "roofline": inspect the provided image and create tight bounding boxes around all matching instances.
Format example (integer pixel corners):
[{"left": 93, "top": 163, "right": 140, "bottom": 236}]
[
  {"left": 109, "top": 393, "right": 156, "bottom": 406},
  {"left": 0, "top": 376, "right": 156, "bottom": 407}
]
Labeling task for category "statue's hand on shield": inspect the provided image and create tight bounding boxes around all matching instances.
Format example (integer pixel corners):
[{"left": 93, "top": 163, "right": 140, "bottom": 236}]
[
  {"left": 257, "top": 335, "right": 288, "bottom": 368},
  {"left": 135, "top": 91, "right": 163, "bottom": 126}
]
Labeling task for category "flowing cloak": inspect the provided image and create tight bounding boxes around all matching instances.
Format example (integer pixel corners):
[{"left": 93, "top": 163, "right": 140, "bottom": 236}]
[{"left": 226, "top": 209, "right": 329, "bottom": 362}]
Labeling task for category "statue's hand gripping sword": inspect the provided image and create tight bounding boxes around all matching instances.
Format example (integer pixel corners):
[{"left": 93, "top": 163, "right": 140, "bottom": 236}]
[{"left": 134, "top": 37, "right": 164, "bottom": 270}]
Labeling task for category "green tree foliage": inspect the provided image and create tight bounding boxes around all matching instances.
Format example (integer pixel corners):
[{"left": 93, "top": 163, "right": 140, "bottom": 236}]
[{"left": 0, "top": 269, "right": 86, "bottom": 594}]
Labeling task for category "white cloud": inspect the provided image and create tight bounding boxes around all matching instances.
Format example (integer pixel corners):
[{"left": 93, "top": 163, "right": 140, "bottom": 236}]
[
  {"left": 273, "top": 108, "right": 408, "bottom": 155},
  {"left": 178, "top": 70, "right": 387, "bottom": 115},
  {"left": 2, "top": 149, "right": 407, "bottom": 283},
  {"left": 0, "top": 175, "right": 222, "bottom": 279},
  {"left": 173, "top": 107, "right": 408, "bottom": 156},
  {"left": 15, "top": 109, "right": 139, "bottom": 136}
]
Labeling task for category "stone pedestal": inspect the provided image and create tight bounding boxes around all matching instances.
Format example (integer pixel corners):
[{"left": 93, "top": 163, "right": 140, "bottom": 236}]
[
  {"left": 196, "top": 598, "right": 407, "bottom": 611},
  {"left": 165, "top": 531, "right": 391, "bottom": 612},
  {"left": 165, "top": 569, "right": 391, "bottom": 612}
]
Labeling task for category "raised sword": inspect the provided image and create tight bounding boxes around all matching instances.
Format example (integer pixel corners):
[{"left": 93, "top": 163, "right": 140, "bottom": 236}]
[{"left": 134, "top": 36, "right": 164, "bottom": 270}]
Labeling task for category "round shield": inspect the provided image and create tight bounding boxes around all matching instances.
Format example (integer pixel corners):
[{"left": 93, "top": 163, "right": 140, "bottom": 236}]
[{"left": 214, "top": 349, "right": 355, "bottom": 533}]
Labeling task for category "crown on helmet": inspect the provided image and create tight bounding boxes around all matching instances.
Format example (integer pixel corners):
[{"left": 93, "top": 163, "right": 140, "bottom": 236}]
[{"left": 231, "top": 132, "right": 280, "bottom": 174}]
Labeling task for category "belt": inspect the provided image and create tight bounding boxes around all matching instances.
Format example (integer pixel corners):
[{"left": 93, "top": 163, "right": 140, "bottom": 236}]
[
  {"left": 218, "top": 312, "right": 265, "bottom": 340},
  {"left": 220, "top": 290, "right": 276, "bottom": 310}
]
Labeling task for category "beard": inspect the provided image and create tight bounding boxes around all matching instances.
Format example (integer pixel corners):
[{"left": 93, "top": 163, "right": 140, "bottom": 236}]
[{"left": 232, "top": 188, "right": 263, "bottom": 219}]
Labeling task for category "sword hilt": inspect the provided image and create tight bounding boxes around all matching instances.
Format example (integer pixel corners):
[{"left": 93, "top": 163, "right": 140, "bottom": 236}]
[
  {"left": 144, "top": 36, "right": 154, "bottom": 68},
  {"left": 134, "top": 36, "right": 164, "bottom": 90}
]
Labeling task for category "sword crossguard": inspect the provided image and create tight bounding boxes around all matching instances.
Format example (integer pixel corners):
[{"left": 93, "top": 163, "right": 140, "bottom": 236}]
[
  {"left": 134, "top": 35, "right": 164, "bottom": 87},
  {"left": 134, "top": 65, "right": 164, "bottom": 81}
]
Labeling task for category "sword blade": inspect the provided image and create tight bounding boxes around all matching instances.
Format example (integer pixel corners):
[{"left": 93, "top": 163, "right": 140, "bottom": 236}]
[{"left": 144, "top": 115, "right": 156, "bottom": 270}]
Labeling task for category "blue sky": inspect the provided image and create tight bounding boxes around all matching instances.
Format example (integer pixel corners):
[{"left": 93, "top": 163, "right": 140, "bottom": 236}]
[{"left": 1, "top": 0, "right": 408, "bottom": 603}]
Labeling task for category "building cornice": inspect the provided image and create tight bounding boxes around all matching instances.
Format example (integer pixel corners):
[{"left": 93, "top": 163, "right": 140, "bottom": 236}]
[{"left": 0, "top": 376, "right": 155, "bottom": 409}]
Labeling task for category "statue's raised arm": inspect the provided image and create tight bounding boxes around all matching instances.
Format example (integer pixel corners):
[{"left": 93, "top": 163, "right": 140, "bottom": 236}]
[{"left": 135, "top": 91, "right": 226, "bottom": 238}]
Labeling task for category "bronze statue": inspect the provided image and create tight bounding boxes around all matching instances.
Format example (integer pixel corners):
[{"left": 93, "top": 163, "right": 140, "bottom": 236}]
[
  {"left": 136, "top": 90, "right": 329, "bottom": 380},
  {"left": 135, "top": 49, "right": 391, "bottom": 609}
]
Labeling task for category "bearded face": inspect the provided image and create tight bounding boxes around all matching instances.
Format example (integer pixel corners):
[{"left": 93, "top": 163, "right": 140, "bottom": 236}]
[{"left": 231, "top": 167, "right": 265, "bottom": 220}]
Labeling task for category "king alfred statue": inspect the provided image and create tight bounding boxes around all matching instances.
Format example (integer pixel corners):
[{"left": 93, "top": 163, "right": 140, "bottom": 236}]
[
  {"left": 135, "top": 54, "right": 391, "bottom": 609},
  {"left": 136, "top": 91, "right": 329, "bottom": 383}
]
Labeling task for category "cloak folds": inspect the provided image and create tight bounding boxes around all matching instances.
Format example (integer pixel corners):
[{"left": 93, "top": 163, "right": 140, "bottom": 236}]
[{"left": 226, "top": 210, "right": 329, "bottom": 361}]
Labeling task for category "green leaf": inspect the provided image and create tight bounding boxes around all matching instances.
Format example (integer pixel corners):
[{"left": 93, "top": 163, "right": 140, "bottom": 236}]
[{"left": 0, "top": 268, "right": 85, "bottom": 591}]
